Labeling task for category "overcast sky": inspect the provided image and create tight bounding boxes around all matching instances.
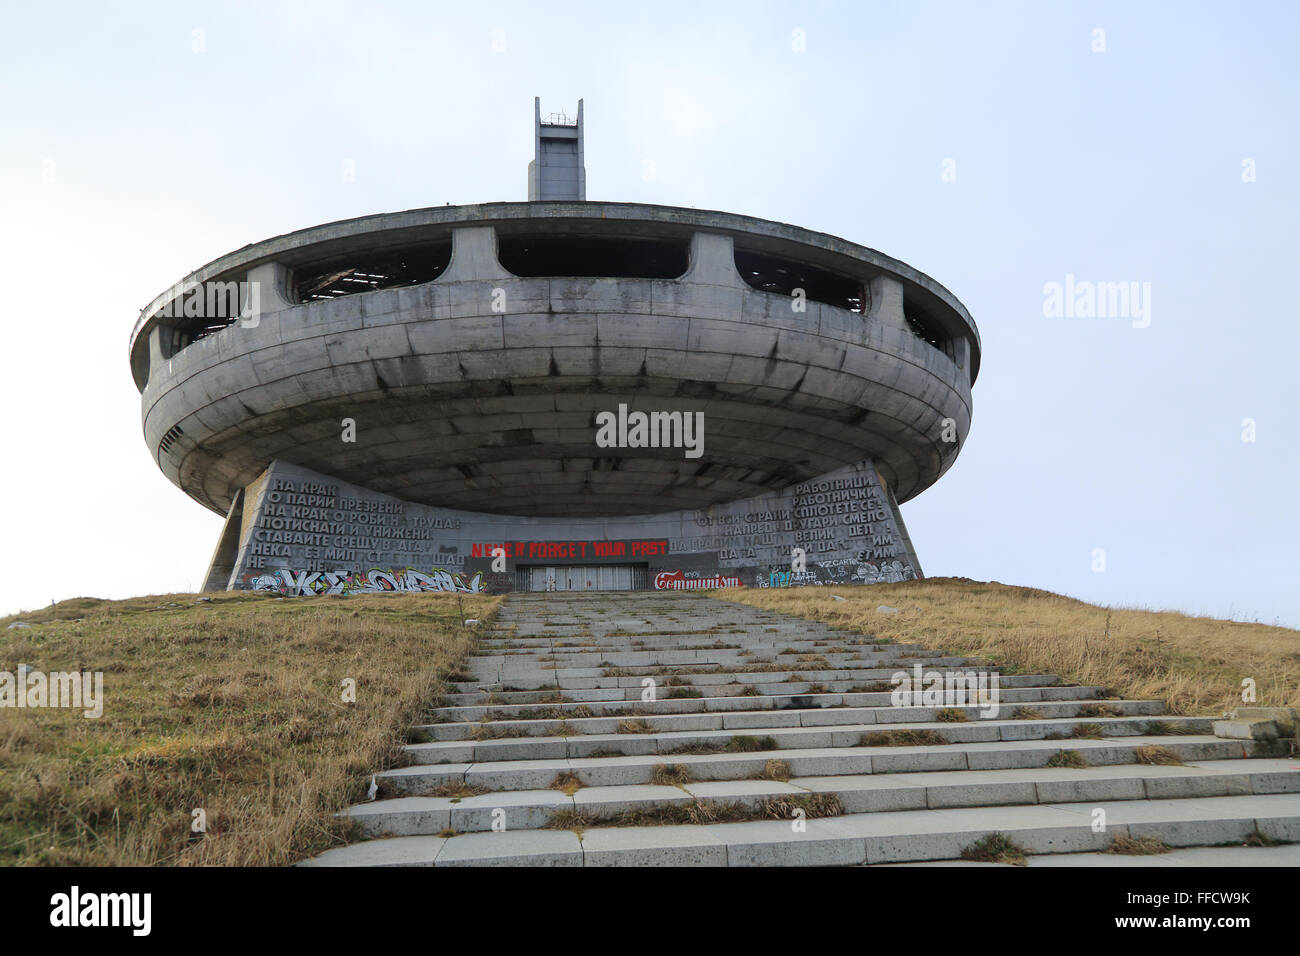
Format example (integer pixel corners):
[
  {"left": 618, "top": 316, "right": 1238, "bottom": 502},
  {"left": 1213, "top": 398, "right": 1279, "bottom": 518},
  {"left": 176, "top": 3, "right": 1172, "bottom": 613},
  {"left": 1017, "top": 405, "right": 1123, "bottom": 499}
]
[{"left": 2, "top": 1, "right": 1296, "bottom": 626}]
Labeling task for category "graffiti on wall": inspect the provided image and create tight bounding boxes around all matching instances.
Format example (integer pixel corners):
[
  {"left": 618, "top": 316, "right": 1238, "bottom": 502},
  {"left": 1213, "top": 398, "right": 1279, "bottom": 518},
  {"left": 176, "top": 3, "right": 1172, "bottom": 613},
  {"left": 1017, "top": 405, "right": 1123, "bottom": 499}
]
[
  {"left": 853, "top": 560, "right": 917, "bottom": 584},
  {"left": 757, "top": 559, "right": 917, "bottom": 588},
  {"left": 653, "top": 570, "right": 744, "bottom": 590},
  {"left": 248, "top": 567, "right": 484, "bottom": 596},
  {"left": 234, "top": 462, "right": 922, "bottom": 595}
]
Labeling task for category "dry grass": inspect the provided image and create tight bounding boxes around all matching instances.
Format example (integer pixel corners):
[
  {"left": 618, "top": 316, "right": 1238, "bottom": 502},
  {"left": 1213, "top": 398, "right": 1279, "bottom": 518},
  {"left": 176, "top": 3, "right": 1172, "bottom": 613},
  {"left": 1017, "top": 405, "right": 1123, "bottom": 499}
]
[
  {"left": 1045, "top": 749, "right": 1089, "bottom": 768},
  {"left": 550, "top": 771, "right": 584, "bottom": 795},
  {"left": 960, "top": 832, "right": 1027, "bottom": 865},
  {"left": 544, "top": 793, "right": 842, "bottom": 830},
  {"left": 762, "top": 793, "right": 842, "bottom": 821},
  {"left": 468, "top": 724, "right": 528, "bottom": 740},
  {"left": 760, "top": 758, "right": 792, "bottom": 781},
  {"left": 650, "top": 764, "right": 693, "bottom": 786},
  {"left": 1141, "top": 720, "right": 1200, "bottom": 736},
  {"left": 1134, "top": 745, "right": 1183, "bottom": 766},
  {"left": 660, "top": 741, "right": 726, "bottom": 756},
  {"left": 424, "top": 781, "right": 489, "bottom": 799},
  {"left": 719, "top": 578, "right": 1300, "bottom": 715},
  {"left": 0, "top": 590, "right": 500, "bottom": 866},
  {"left": 1077, "top": 703, "right": 1124, "bottom": 718},
  {"left": 1106, "top": 834, "right": 1171, "bottom": 855},
  {"left": 860, "top": 729, "right": 948, "bottom": 747}
]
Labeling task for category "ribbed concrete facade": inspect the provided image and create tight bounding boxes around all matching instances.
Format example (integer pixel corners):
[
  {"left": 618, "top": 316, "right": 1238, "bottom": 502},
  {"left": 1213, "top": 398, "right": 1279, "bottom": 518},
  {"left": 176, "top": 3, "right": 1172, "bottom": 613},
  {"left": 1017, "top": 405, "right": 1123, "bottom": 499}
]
[{"left": 132, "top": 189, "right": 978, "bottom": 592}]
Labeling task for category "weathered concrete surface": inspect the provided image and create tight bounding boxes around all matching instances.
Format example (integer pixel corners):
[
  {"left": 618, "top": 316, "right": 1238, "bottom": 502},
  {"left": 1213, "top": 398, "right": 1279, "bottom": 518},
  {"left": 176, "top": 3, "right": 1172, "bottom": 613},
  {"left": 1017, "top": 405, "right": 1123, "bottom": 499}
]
[
  {"left": 222, "top": 458, "right": 921, "bottom": 593},
  {"left": 298, "top": 592, "right": 1300, "bottom": 867},
  {"left": 879, "top": 844, "right": 1300, "bottom": 867},
  {"left": 1233, "top": 706, "right": 1299, "bottom": 736},
  {"left": 131, "top": 202, "right": 979, "bottom": 366},
  {"left": 131, "top": 204, "right": 977, "bottom": 521},
  {"left": 1214, "top": 719, "right": 1279, "bottom": 740},
  {"left": 527, "top": 98, "right": 585, "bottom": 202}
]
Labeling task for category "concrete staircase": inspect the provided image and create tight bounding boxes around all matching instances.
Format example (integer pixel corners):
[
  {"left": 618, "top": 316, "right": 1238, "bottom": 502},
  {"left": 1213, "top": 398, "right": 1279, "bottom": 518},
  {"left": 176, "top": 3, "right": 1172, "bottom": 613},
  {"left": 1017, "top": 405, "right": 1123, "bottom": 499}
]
[{"left": 303, "top": 592, "right": 1300, "bottom": 866}]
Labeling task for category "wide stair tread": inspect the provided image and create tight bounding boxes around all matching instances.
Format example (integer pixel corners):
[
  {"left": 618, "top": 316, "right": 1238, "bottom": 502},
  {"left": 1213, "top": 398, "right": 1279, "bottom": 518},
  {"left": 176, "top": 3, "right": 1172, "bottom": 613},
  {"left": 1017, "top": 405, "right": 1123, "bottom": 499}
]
[{"left": 307, "top": 791, "right": 1300, "bottom": 867}]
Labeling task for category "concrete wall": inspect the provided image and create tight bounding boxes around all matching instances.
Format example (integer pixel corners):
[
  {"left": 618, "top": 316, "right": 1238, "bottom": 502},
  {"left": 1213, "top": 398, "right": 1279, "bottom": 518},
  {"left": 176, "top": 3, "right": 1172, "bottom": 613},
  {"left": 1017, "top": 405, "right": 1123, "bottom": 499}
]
[{"left": 226, "top": 458, "right": 922, "bottom": 595}]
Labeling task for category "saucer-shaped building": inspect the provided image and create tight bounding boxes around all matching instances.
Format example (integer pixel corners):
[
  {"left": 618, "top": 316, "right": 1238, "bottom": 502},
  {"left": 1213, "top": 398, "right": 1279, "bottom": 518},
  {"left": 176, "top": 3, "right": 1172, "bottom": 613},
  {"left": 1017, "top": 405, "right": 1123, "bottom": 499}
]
[{"left": 130, "top": 99, "right": 979, "bottom": 594}]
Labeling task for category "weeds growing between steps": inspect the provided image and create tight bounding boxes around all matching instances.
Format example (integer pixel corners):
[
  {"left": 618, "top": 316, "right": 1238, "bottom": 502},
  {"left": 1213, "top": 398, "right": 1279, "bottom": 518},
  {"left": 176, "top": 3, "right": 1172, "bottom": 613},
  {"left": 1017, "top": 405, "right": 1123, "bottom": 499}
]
[
  {"left": 0, "top": 590, "right": 500, "bottom": 865},
  {"left": 542, "top": 792, "right": 844, "bottom": 830}
]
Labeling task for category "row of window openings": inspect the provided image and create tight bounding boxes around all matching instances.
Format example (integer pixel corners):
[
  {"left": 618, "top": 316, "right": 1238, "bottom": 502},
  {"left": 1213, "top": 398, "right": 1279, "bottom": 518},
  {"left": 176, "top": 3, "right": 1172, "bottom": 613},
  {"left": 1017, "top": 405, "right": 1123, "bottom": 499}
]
[{"left": 160, "top": 238, "right": 952, "bottom": 357}]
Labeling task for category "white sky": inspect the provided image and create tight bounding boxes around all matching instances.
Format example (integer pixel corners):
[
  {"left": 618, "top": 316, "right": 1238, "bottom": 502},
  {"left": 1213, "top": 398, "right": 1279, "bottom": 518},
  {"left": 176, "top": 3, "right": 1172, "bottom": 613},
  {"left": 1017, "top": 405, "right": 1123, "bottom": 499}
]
[{"left": 2, "top": 1, "right": 1296, "bottom": 626}]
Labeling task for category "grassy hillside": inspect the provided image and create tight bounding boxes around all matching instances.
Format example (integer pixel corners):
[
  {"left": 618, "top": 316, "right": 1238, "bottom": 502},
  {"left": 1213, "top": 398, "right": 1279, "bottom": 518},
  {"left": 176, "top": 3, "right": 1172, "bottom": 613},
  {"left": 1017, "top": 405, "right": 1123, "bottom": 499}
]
[
  {"left": 4, "top": 577, "right": 1294, "bottom": 867},
  {"left": 721, "top": 578, "right": 1300, "bottom": 715},
  {"left": 0, "top": 590, "right": 499, "bottom": 866}
]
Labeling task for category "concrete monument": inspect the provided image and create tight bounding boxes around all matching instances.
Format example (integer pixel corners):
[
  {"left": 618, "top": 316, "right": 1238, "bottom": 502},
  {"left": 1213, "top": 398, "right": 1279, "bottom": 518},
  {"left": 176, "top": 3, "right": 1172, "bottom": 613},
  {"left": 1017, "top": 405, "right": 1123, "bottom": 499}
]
[{"left": 129, "top": 99, "right": 979, "bottom": 594}]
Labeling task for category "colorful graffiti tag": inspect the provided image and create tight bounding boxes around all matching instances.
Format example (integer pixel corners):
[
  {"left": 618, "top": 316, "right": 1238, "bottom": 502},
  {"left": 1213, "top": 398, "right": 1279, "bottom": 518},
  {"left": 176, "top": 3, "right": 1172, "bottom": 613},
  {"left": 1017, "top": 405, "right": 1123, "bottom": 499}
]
[
  {"left": 653, "top": 570, "right": 744, "bottom": 590},
  {"left": 248, "top": 567, "right": 484, "bottom": 596},
  {"left": 758, "top": 559, "right": 917, "bottom": 588}
]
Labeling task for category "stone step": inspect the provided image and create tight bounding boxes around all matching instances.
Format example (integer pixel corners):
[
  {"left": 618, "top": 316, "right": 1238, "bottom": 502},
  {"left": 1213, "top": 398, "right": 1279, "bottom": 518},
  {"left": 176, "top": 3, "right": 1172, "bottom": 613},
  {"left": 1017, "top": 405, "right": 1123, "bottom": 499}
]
[
  {"left": 884, "top": 844, "right": 1300, "bottom": 867},
  {"left": 305, "top": 792, "right": 1300, "bottom": 866},
  {"left": 454, "top": 658, "right": 982, "bottom": 686},
  {"left": 433, "top": 683, "right": 1118, "bottom": 720},
  {"left": 343, "top": 758, "right": 1300, "bottom": 837},
  {"left": 475, "top": 638, "right": 893, "bottom": 653},
  {"left": 405, "top": 715, "right": 1206, "bottom": 764},
  {"left": 376, "top": 735, "right": 1266, "bottom": 795},
  {"left": 469, "top": 644, "right": 969, "bottom": 660},
  {"left": 475, "top": 638, "right": 942, "bottom": 650},
  {"left": 440, "top": 683, "right": 1108, "bottom": 707},
  {"left": 472, "top": 633, "right": 893, "bottom": 646},
  {"left": 454, "top": 671, "right": 1061, "bottom": 695},
  {"left": 468, "top": 663, "right": 979, "bottom": 684},
  {"left": 420, "top": 699, "right": 1167, "bottom": 740},
  {"left": 473, "top": 647, "right": 961, "bottom": 664}
]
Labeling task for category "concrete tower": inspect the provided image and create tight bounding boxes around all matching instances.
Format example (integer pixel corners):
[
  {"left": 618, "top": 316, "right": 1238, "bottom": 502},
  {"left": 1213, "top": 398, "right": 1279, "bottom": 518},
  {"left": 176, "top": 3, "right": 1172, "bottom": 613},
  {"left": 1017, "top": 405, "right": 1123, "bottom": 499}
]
[{"left": 527, "top": 98, "right": 585, "bottom": 201}]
